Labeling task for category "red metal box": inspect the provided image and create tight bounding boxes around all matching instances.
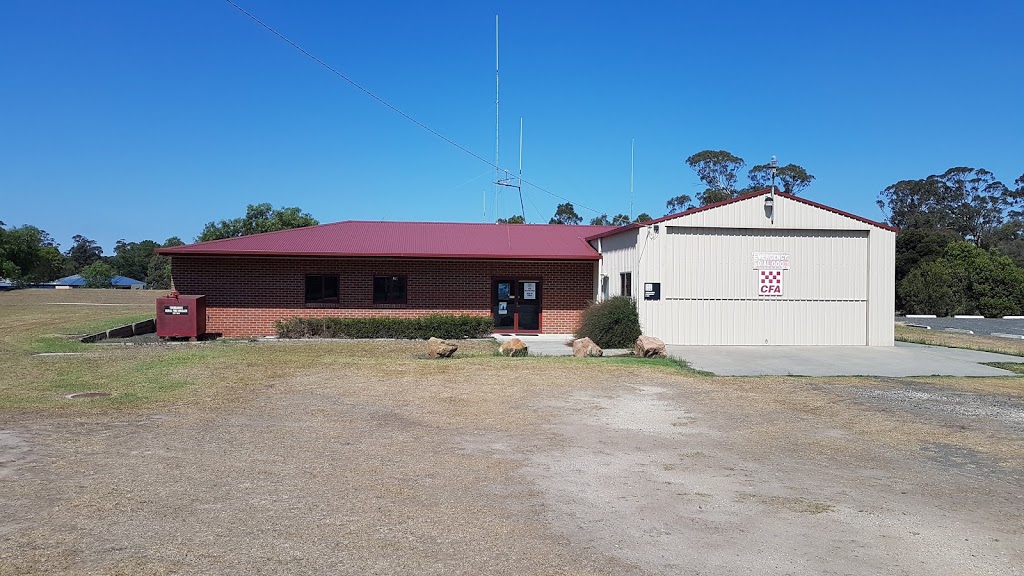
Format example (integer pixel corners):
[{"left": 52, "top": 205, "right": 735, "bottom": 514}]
[{"left": 156, "top": 294, "right": 207, "bottom": 338}]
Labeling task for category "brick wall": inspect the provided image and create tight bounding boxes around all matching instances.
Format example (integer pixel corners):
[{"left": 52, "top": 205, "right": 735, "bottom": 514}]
[{"left": 171, "top": 256, "right": 597, "bottom": 337}]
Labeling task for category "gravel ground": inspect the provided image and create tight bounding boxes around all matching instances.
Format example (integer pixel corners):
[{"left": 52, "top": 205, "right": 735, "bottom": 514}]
[{"left": 2, "top": 355, "right": 1023, "bottom": 575}]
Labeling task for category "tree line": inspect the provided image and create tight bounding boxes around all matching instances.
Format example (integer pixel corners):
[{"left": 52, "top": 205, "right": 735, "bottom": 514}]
[
  {"left": 0, "top": 225, "right": 186, "bottom": 289},
  {"left": 878, "top": 167, "right": 1024, "bottom": 315},
  {"left": 0, "top": 203, "right": 317, "bottom": 289},
  {"left": 533, "top": 149, "right": 813, "bottom": 226}
]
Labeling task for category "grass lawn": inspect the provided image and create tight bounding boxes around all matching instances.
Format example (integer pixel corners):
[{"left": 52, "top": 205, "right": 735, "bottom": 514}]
[{"left": 0, "top": 289, "right": 704, "bottom": 411}]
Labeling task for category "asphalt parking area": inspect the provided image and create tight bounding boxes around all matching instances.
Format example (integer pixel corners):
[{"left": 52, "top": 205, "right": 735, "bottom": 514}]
[
  {"left": 2, "top": 352, "right": 1022, "bottom": 575},
  {"left": 898, "top": 316, "right": 1024, "bottom": 337}
]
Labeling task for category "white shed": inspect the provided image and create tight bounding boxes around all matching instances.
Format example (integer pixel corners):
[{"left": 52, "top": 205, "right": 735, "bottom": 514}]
[{"left": 589, "top": 190, "right": 896, "bottom": 346}]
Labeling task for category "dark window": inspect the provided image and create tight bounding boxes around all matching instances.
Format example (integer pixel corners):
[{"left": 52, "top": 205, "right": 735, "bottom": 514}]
[
  {"left": 620, "top": 272, "right": 632, "bottom": 298},
  {"left": 305, "top": 275, "right": 339, "bottom": 304},
  {"left": 373, "top": 275, "right": 407, "bottom": 304}
]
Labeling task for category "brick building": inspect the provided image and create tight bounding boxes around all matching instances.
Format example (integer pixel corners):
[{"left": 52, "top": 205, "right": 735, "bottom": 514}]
[{"left": 159, "top": 221, "right": 615, "bottom": 337}]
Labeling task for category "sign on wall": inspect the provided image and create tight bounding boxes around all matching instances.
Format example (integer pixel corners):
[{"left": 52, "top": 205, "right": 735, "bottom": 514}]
[
  {"left": 752, "top": 252, "right": 790, "bottom": 270},
  {"left": 644, "top": 283, "right": 661, "bottom": 301},
  {"left": 523, "top": 282, "right": 536, "bottom": 300},
  {"left": 758, "top": 270, "right": 783, "bottom": 296}
]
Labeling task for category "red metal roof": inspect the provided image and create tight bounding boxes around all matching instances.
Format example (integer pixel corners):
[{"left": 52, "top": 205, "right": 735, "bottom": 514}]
[
  {"left": 157, "top": 221, "right": 618, "bottom": 260},
  {"left": 585, "top": 189, "right": 898, "bottom": 241}
]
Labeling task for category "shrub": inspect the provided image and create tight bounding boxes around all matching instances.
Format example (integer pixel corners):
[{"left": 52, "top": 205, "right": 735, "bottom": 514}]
[
  {"left": 273, "top": 315, "right": 493, "bottom": 340},
  {"left": 575, "top": 296, "right": 641, "bottom": 348}
]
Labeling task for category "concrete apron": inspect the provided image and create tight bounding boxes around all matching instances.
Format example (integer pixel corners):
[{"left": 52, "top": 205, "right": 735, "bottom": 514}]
[
  {"left": 492, "top": 336, "right": 1022, "bottom": 376},
  {"left": 667, "top": 341, "right": 1023, "bottom": 377}
]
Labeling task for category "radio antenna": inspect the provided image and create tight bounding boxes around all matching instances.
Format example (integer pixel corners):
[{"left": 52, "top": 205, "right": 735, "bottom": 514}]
[{"left": 493, "top": 15, "right": 500, "bottom": 223}]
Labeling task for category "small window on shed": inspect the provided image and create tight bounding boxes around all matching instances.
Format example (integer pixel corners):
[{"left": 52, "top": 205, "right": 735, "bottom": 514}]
[
  {"left": 620, "top": 272, "right": 632, "bottom": 298},
  {"left": 373, "top": 275, "right": 407, "bottom": 305},
  {"left": 305, "top": 275, "right": 339, "bottom": 305}
]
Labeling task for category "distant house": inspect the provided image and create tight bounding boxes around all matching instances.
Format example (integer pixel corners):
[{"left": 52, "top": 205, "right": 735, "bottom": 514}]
[{"left": 47, "top": 274, "right": 146, "bottom": 290}]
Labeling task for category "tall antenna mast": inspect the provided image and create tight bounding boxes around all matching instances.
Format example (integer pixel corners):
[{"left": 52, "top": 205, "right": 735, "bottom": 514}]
[
  {"left": 518, "top": 118, "right": 525, "bottom": 221},
  {"left": 496, "top": 118, "right": 525, "bottom": 221},
  {"left": 629, "top": 138, "right": 635, "bottom": 220},
  {"left": 494, "top": 15, "right": 500, "bottom": 223}
]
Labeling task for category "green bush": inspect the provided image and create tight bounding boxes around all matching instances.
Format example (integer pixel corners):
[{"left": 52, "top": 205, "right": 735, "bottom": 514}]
[
  {"left": 575, "top": 296, "right": 641, "bottom": 348},
  {"left": 273, "top": 315, "right": 493, "bottom": 340}
]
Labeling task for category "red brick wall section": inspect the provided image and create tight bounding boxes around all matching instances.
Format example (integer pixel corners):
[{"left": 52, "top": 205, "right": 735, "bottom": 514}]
[{"left": 170, "top": 256, "right": 597, "bottom": 337}]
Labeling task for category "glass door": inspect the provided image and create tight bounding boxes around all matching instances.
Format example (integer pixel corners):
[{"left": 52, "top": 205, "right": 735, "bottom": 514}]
[
  {"left": 492, "top": 279, "right": 542, "bottom": 332},
  {"left": 493, "top": 280, "right": 515, "bottom": 330},
  {"left": 516, "top": 280, "right": 541, "bottom": 331}
]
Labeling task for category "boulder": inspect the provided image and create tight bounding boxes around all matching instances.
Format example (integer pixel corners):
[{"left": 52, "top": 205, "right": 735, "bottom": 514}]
[
  {"left": 634, "top": 335, "right": 666, "bottom": 358},
  {"left": 572, "top": 337, "right": 603, "bottom": 357},
  {"left": 427, "top": 337, "right": 458, "bottom": 358},
  {"left": 499, "top": 338, "right": 529, "bottom": 357}
]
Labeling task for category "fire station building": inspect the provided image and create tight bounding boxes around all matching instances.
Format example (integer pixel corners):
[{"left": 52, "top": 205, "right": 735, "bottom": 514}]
[{"left": 159, "top": 190, "right": 896, "bottom": 345}]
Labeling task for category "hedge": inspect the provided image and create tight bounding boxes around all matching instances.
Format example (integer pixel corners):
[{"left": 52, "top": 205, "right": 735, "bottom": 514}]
[
  {"left": 274, "top": 315, "right": 494, "bottom": 340},
  {"left": 575, "top": 296, "right": 642, "bottom": 348}
]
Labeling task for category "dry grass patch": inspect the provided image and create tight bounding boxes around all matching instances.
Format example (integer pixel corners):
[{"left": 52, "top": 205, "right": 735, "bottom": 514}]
[{"left": 896, "top": 324, "right": 1024, "bottom": 356}]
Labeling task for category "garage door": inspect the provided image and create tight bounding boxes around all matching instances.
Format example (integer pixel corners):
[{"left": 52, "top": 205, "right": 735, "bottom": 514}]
[{"left": 651, "top": 227, "right": 869, "bottom": 345}]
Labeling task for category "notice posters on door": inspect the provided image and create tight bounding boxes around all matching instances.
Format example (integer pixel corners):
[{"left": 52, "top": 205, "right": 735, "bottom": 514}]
[
  {"left": 498, "top": 302, "right": 508, "bottom": 315},
  {"left": 523, "top": 282, "right": 536, "bottom": 300},
  {"left": 497, "top": 282, "right": 511, "bottom": 301}
]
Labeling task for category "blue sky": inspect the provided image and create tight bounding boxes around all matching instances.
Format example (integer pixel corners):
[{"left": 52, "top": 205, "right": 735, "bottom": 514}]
[{"left": 1, "top": 0, "right": 1021, "bottom": 253}]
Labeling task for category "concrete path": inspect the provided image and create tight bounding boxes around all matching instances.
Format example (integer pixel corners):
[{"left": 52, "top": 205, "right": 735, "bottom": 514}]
[
  {"left": 492, "top": 334, "right": 630, "bottom": 357},
  {"left": 667, "top": 341, "right": 1023, "bottom": 377}
]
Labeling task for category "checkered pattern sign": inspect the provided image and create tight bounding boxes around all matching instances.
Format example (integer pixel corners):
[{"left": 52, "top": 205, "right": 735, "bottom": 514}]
[{"left": 758, "top": 270, "right": 783, "bottom": 296}]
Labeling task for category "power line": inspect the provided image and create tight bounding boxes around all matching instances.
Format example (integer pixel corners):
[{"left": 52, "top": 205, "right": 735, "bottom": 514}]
[{"left": 223, "top": 0, "right": 603, "bottom": 216}]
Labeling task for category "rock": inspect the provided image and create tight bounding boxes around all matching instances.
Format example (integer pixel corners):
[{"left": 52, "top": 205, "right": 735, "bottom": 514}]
[
  {"left": 634, "top": 335, "right": 666, "bottom": 358},
  {"left": 427, "top": 337, "right": 458, "bottom": 358},
  {"left": 572, "top": 337, "right": 603, "bottom": 357},
  {"left": 499, "top": 338, "right": 529, "bottom": 357}
]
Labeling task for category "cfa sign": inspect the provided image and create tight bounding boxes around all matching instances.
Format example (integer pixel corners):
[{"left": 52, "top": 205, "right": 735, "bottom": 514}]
[{"left": 758, "top": 270, "right": 783, "bottom": 296}]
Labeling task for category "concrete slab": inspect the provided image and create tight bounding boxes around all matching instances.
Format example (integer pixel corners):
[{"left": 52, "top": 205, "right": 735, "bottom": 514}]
[
  {"left": 666, "top": 342, "right": 1024, "bottom": 377},
  {"left": 492, "top": 334, "right": 629, "bottom": 357}
]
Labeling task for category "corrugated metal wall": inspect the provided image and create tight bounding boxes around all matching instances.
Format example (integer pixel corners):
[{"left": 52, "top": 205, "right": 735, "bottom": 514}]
[
  {"left": 595, "top": 194, "right": 897, "bottom": 346},
  {"left": 596, "top": 230, "right": 638, "bottom": 299}
]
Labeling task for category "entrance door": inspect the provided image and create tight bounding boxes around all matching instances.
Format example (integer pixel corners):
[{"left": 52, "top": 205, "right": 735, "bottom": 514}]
[{"left": 493, "top": 279, "right": 542, "bottom": 332}]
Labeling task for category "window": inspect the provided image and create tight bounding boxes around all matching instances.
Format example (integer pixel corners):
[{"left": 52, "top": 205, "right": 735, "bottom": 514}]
[
  {"left": 373, "top": 275, "right": 407, "bottom": 304},
  {"left": 305, "top": 275, "right": 339, "bottom": 305},
  {"left": 620, "top": 272, "right": 632, "bottom": 298},
  {"left": 600, "top": 275, "right": 609, "bottom": 300}
]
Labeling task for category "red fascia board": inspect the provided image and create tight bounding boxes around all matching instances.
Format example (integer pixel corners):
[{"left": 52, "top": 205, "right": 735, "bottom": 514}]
[
  {"left": 585, "top": 189, "right": 897, "bottom": 241},
  {"left": 155, "top": 248, "right": 602, "bottom": 261}
]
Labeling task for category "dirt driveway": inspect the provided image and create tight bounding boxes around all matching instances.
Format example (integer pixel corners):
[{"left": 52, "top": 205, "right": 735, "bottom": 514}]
[{"left": 2, "top": 346, "right": 1022, "bottom": 575}]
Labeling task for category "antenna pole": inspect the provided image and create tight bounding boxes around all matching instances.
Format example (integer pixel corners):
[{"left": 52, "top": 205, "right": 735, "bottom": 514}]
[
  {"left": 518, "top": 117, "right": 526, "bottom": 222},
  {"left": 629, "top": 138, "right": 634, "bottom": 220},
  {"left": 494, "top": 15, "right": 500, "bottom": 223}
]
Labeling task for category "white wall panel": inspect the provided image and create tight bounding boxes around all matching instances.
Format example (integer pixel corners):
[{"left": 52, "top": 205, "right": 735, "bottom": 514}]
[{"left": 593, "top": 230, "right": 639, "bottom": 300}]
